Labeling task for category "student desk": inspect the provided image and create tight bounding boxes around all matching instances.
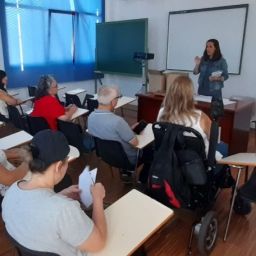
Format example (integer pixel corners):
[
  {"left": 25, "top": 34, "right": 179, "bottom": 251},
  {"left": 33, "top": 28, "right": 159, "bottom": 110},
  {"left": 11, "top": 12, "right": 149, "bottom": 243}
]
[
  {"left": 67, "top": 145, "right": 80, "bottom": 162},
  {"left": 92, "top": 94, "right": 136, "bottom": 110},
  {"left": 218, "top": 153, "right": 256, "bottom": 241},
  {"left": 0, "top": 130, "right": 33, "bottom": 150},
  {"left": 70, "top": 107, "right": 89, "bottom": 120},
  {"left": 136, "top": 93, "right": 253, "bottom": 154},
  {"left": 88, "top": 189, "right": 173, "bottom": 256},
  {"left": 136, "top": 123, "right": 154, "bottom": 149},
  {"left": 66, "top": 88, "right": 86, "bottom": 95}
]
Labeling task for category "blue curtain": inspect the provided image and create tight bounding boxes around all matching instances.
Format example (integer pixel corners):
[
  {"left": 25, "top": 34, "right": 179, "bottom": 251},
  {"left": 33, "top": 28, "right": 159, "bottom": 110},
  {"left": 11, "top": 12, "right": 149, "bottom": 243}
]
[{"left": 0, "top": 0, "right": 104, "bottom": 88}]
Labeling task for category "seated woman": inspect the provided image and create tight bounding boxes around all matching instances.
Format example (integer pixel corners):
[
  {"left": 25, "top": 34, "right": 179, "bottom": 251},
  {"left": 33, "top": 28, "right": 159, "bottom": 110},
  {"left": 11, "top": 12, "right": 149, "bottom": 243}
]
[
  {"left": 2, "top": 130, "right": 107, "bottom": 255},
  {"left": 31, "top": 75, "right": 77, "bottom": 130},
  {"left": 0, "top": 70, "right": 22, "bottom": 121},
  {"left": 0, "top": 148, "right": 31, "bottom": 210},
  {"left": 157, "top": 75, "right": 227, "bottom": 160}
]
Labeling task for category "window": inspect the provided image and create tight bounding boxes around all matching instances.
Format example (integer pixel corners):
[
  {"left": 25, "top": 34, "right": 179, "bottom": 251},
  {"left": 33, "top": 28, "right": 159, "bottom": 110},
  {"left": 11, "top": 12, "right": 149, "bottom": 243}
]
[{"left": 0, "top": 0, "right": 104, "bottom": 88}]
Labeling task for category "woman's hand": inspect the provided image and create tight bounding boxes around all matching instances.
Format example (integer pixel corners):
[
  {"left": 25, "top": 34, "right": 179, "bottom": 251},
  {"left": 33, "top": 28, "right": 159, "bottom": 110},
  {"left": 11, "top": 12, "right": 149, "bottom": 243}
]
[
  {"left": 91, "top": 183, "right": 105, "bottom": 203},
  {"left": 60, "top": 185, "right": 81, "bottom": 200},
  {"left": 194, "top": 56, "right": 201, "bottom": 65},
  {"left": 209, "top": 76, "right": 224, "bottom": 82}
]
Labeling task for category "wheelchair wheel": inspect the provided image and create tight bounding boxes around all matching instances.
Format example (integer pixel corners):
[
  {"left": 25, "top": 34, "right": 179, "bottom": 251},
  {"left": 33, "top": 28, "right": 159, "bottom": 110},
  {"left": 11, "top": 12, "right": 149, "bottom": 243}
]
[
  {"left": 197, "top": 211, "right": 218, "bottom": 256},
  {"left": 233, "top": 195, "right": 252, "bottom": 215}
]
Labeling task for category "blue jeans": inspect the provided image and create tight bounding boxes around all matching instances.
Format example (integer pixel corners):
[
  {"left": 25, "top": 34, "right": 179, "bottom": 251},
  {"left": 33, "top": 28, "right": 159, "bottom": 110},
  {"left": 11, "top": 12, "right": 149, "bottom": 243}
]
[{"left": 216, "top": 141, "right": 228, "bottom": 157}]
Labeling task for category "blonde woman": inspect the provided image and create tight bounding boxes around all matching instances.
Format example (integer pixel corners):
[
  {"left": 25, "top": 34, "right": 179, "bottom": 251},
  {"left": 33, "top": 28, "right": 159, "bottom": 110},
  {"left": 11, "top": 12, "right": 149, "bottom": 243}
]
[{"left": 157, "top": 75, "right": 227, "bottom": 160}]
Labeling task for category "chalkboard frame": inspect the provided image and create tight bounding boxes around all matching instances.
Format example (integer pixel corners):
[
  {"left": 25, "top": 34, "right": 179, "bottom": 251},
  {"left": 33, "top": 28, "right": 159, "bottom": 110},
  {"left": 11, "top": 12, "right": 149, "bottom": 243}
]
[
  {"left": 166, "top": 4, "right": 249, "bottom": 75},
  {"left": 95, "top": 18, "right": 148, "bottom": 76}
]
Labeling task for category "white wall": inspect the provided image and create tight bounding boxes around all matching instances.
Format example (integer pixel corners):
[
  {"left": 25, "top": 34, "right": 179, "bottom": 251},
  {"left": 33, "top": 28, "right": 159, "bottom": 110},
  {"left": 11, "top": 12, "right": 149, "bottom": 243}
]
[
  {"left": 105, "top": 0, "right": 256, "bottom": 115},
  {"left": 1, "top": 1, "right": 256, "bottom": 115}
]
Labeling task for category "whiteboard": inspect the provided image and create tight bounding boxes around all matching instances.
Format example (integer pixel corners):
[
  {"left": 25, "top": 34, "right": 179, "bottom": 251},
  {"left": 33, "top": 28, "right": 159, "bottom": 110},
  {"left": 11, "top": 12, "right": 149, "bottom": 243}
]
[{"left": 166, "top": 5, "right": 248, "bottom": 75}]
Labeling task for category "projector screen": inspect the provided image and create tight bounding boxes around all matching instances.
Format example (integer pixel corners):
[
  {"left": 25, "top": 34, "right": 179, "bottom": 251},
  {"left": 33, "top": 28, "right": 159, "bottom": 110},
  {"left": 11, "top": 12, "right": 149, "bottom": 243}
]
[{"left": 166, "top": 4, "right": 248, "bottom": 75}]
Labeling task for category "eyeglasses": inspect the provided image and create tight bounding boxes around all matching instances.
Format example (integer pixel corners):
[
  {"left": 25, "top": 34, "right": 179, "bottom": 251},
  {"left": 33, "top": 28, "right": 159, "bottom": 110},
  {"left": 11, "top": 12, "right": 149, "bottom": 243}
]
[{"left": 112, "top": 94, "right": 122, "bottom": 101}]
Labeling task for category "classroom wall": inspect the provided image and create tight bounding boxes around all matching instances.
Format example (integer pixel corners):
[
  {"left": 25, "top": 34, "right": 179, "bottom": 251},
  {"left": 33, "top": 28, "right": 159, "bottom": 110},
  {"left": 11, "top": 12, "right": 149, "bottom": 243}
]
[
  {"left": 0, "top": 1, "right": 255, "bottom": 116},
  {"left": 104, "top": 0, "right": 256, "bottom": 110}
]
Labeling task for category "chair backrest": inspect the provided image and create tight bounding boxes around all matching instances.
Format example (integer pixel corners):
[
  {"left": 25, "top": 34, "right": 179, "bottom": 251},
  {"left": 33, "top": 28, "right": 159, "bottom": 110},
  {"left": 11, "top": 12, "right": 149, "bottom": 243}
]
[
  {"left": 94, "top": 137, "right": 134, "bottom": 171},
  {"left": 65, "top": 93, "right": 82, "bottom": 108},
  {"left": 27, "top": 86, "right": 37, "bottom": 97},
  {"left": 153, "top": 122, "right": 206, "bottom": 161},
  {"left": 87, "top": 98, "right": 98, "bottom": 114},
  {"left": 82, "top": 93, "right": 94, "bottom": 108},
  {"left": 27, "top": 116, "right": 50, "bottom": 135},
  {"left": 57, "top": 119, "right": 85, "bottom": 153},
  {"left": 7, "top": 232, "right": 59, "bottom": 256},
  {"left": 7, "top": 105, "right": 27, "bottom": 130}
]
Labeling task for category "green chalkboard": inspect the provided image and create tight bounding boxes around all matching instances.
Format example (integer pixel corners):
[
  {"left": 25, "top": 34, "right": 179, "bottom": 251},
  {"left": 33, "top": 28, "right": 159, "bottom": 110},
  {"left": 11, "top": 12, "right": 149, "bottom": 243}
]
[{"left": 96, "top": 19, "right": 148, "bottom": 76}]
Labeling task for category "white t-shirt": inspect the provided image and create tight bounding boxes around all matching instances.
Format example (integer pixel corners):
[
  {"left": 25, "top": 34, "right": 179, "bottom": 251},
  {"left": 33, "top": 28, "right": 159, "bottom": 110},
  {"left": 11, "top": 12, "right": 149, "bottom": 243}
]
[
  {"left": 157, "top": 108, "right": 222, "bottom": 160},
  {"left": 0, "top": 89, "right": 9, "bottom": 118},
  {"left": 2, "top": 182, "right": 94, "bottom": 256}
]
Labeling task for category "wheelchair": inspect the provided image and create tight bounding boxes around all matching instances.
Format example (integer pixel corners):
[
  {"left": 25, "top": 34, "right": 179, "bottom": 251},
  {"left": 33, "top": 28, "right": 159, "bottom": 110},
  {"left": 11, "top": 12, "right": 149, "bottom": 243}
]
[{"left": 148, "top": 121, "right": 235, "bottom": 255}]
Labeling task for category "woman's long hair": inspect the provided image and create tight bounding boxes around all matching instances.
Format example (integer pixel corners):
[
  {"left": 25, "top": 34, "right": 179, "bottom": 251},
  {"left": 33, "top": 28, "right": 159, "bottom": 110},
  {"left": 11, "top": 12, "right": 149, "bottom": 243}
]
[
  {"left": 0, "top": 70, "right": 7, "bottom": 92},
  {"left": 35, "top": 75, "right": 56, "bottom": 99},
  {"left": 159, "top": 76, "right": 199, "bottom": 125},
  {"left": 203, "top": 38, "right": 222, "bottom": 61}
]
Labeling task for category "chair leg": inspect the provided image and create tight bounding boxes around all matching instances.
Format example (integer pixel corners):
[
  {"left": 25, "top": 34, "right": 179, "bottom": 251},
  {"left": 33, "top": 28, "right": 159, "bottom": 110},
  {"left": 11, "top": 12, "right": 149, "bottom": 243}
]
[
  {"left": 244, "top": 166, "right": 249, "bottom": 183},
  {"left": 110, "top": 166, "right": 114, "bottom": 178}
]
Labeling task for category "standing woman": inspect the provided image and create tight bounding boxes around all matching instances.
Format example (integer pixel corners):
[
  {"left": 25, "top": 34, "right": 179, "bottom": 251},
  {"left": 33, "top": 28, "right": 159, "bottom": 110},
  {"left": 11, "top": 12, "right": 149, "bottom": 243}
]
[
  {"left": 193, "top": 39, "right": 229, "bottom": 99},
  {"left": 0, "top": 70, "right": 21, "bottom": 119}
]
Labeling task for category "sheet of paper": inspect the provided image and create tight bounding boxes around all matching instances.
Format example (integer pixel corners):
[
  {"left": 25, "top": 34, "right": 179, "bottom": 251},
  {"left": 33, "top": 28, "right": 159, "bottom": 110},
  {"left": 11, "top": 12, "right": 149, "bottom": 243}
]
[{"left": 79, "top": 166, "right": 97, "bottom": 208}]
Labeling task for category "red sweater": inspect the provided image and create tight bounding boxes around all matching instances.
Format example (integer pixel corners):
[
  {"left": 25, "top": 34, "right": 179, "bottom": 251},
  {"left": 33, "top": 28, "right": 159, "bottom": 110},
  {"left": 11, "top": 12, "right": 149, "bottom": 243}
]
[{"left": 31, "top": 95, "right": 65, "bottom": 130}]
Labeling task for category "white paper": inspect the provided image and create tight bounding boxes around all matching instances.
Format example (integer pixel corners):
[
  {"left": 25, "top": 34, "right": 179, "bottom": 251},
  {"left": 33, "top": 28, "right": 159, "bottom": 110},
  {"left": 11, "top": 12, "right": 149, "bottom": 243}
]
[
  {"left": 79, "top": 166, "right": 97, "bottom": 208},
  {"left": 211, "top": 70, "right": 222, "bottom": 77}
]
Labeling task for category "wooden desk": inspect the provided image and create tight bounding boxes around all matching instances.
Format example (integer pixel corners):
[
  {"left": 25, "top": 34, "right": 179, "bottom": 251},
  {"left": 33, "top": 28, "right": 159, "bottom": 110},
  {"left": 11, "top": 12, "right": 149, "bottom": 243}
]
[
  {"left": 136, "top": 93, "right": 253, "bottom": 154},
  {"left": 218, "top": 153, "right": 256, "bottom": 241},
  {"left": 88, "top": 189, "right": 173, "bottom": 256}
]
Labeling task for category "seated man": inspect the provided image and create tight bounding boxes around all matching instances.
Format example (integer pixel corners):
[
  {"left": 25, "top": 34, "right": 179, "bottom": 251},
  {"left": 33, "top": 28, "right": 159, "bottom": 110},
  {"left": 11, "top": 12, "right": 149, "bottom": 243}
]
[
  {"left": 88, "top": 86, "right": 138, "bottom": 166},
  {"left": 88, "top": 86, "right": 152, "bottom": 183}
]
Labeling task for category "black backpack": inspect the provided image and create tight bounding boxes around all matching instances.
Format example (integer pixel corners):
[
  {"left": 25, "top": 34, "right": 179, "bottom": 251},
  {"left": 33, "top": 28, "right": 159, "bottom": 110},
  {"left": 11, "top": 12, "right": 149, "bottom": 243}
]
[{"left": 148, "top": 124, "right": 192, "bottom": 208}]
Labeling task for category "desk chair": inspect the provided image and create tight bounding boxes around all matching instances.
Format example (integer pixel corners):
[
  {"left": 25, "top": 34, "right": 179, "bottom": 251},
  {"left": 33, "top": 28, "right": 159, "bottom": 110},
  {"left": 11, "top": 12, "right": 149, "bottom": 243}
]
[
  {"left": 7, "top": 105, "right": 28, "bottom": 131},
  {"left": 82, "top": 93, "right": 94, "bottom": 108},
  {"left": 6, "top": 231, "right": 59, "bottom": 256},
  {"left": 94, "top": 137, "right": 137, "bottom": 180},
  {"left": 27, "top": 116, "right": 49, "bottom": 135},
  {"left": 57, "top": 120, "right": 94, "bottom": 154},
  {"left": 65, "top": 93, "right": 83, "bottom": 108},
  {"left": 86, "top": 98, "right": 98, "bottom": 114},
  {"left": 27, "top": 86, "right": 37, "bottom": 97}
]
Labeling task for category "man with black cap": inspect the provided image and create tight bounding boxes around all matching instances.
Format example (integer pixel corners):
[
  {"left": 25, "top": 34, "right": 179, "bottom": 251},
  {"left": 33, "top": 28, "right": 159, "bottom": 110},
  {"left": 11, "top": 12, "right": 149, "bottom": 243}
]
[{"left": 2, "top": 130, "right": 107, "bottom": 255}]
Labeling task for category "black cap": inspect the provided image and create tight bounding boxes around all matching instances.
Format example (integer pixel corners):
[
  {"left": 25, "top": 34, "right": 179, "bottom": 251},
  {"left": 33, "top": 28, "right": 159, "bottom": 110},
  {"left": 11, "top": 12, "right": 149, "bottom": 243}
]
[{"left": 31, "top": 130, "right": 70, "bottom": 166}]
